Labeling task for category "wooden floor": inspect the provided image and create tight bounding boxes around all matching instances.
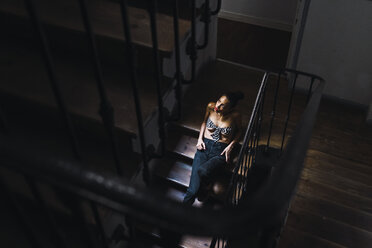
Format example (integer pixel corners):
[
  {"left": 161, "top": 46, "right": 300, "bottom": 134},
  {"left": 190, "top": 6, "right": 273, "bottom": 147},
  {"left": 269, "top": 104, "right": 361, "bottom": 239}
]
[{"left": 177, "top": 60, "right": 372, "bottom": 248}]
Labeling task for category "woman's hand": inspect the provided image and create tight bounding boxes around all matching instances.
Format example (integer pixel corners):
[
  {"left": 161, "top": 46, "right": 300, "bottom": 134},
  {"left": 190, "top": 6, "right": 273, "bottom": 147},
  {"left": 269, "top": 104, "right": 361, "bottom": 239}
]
[
  {"left": 196, "top": 139, "right": 206, "bottom": 150},
  {"left": 221, "top": 144, "right": 233, "bottom": 162}
]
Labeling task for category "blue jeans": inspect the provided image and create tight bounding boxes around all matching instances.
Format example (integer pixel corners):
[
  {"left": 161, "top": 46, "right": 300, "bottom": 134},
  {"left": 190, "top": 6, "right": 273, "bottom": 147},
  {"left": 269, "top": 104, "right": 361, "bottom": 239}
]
[{"left": 183, "top": 138, "right": 228, "bottom": 205}]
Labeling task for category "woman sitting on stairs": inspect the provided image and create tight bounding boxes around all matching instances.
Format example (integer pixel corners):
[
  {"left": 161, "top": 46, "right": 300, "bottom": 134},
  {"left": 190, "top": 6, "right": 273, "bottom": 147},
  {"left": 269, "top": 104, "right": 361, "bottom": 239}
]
[{"left": 183, "top": 91, "right": 244, "bottom": 205}]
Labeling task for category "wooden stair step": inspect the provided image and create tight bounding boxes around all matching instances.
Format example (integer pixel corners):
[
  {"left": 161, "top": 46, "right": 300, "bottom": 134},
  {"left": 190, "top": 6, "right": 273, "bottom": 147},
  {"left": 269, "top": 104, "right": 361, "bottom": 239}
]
[
  {"left": 151, "top": 155, "right": 232, "bottom": 201},
  {"left": 0, "top": 0, "right": 190, "bottom": 53},
  {"left": 167, "top": 124, "right": 242, "bottom": 162},
  {"left": 167, "top": 131, "right": 198, "bottom": 161},
  {"left": 0, "top": 38, "right": 165, "bottom": 135},
  {"left": 278, "top": 226, "right": 346, "bottom": 248},
  {"left": 286, "top": 207, "right": 372, "bottom": 248},
  {"left": 151, "top": 157, "right": 192, "bottom": 188},
  {"left": 291, "top": 194, "right": 372, "bottom": 233},
  {"left": 124, "top": 0, "right": 202, "bottom": 21},
  {"left": 134, "top": 218, "right": 212, "bottom": 248}
]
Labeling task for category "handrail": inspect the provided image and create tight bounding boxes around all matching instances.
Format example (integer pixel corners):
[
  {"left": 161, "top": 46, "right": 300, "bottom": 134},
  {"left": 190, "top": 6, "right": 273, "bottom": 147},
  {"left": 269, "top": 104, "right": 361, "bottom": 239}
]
[
  {"left": 236, "top": 72, "right": 269, "bottom": 171},
  {"left": 0, "top": 71, "right": 324, "bottom": 239}
]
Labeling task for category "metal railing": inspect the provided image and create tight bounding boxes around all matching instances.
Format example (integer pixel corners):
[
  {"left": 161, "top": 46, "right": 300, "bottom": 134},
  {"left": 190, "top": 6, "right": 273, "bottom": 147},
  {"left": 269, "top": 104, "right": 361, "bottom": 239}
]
[
  {"left": 211, "top": 69, "right": 324, "bottom": 247},
  {"left": 0, "top": 0, "right": 325, "bottom": 247},
  {"left": 5, "top": 0, "right": 220, "bottom": 185},
  {"left": 0, "top": 69, "right": 324, "bottom": 247}
]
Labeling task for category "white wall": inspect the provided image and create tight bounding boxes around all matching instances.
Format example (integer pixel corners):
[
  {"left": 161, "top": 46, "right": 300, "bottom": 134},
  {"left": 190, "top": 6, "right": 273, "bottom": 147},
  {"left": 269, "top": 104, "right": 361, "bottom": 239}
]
[
  {"left": 219, "top": 0, "right": 298, "bottom": 31},
  {"left": 295, "top": 0, "right": 372, "bottom": 106}
]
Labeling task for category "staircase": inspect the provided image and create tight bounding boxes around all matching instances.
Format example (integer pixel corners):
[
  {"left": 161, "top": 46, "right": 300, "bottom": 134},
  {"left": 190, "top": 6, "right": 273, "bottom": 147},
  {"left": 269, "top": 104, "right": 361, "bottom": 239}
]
[{"left": 0, "top": 1, "right": 348, "bottom": 248}]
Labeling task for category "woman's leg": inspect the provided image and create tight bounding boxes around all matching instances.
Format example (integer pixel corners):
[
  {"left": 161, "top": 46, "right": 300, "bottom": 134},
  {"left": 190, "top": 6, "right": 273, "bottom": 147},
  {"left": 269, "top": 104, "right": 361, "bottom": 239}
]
[
  {"left": 197, "top": 155, "right": 226, "bottom": 183},
  {"left": 183, "top": 149, "right": 208, "bottom": 205}
]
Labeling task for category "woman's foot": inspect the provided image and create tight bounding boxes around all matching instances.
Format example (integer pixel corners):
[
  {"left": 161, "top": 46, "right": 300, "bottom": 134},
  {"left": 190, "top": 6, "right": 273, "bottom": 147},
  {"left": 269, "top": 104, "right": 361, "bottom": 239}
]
[{"left": 197, "top": 182, "right": 212, "bottom": 202}]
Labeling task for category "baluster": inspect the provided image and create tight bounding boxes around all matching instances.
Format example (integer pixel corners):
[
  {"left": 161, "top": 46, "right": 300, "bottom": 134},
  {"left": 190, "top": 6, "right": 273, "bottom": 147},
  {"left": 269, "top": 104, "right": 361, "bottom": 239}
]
[
  {"left": 25, "top": 177, "right": 66, "bottom": 248},
  {"left": 210, "top": 237, "right": 217, "bottom": 248},
  {"left": 90, "top": 202, "right": 109, "bottom": 248},
  {"left": 266, "top": 72, "right": 281, "bottom": 148},
  {"left": 241, "top": 142, "right": 250, "bottom": 186},
  {"left": 240, "top": 134, "right": 254, "bottom": 200},
  {"left": 306, "top": 77, "right": 315, "bottom": 104},
  {"left": 24, "top": 0, "right": 80, "bottom": 160},
  {"left": 183, "top": 0, "right": 197, "bottom": 83},
  {"left": 280, "top": 73, "right": 299, "bottom": 151},
  {"left": 197, "top": 0, "right": 210, "bottom": 49},
  {"left": 119, "top": 0, "right": 149, "bottom": 184},
  {"left": 253, "top": 88, "right": 266, "bottom": 163},
  {"left": 148, "top": 0, "right": 166, "bottom": 156},
  {"left": 0, "top": 177, "right": 41, "bottom": 248},
  {"left": 173, "top": 0, "right": 183, "bottom": 119},
  {"left": 210, "top": 0, "right": 222, "bottom": 15},
  {"left": 236, "top": 154, "right": 245, "bottom": 204},
  {"left": 77, "top": 0, "right": 123, "bottom": 176}
]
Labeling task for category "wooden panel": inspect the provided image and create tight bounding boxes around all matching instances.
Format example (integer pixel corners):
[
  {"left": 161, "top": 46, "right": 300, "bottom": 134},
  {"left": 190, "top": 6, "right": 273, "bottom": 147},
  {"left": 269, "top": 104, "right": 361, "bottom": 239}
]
[{"left": 217, "top": 18, "right": 291, "bottom": 70}]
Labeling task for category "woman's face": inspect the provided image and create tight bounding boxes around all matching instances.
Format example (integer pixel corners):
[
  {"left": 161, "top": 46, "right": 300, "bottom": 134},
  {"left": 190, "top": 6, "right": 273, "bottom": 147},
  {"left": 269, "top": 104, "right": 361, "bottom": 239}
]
[{"left": 214, "top": 95, "right": 231, "bottom": 114}]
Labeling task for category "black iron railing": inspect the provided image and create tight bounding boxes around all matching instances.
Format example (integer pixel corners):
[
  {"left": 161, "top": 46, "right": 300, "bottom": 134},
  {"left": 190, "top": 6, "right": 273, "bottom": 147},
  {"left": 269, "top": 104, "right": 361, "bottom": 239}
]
[
  {"left": 0, "top": 0, "right": 325, "bottom": 247},
  {"left": 211, "top": 69, "right": 324, "bottom": 248},
  {"left": 0, "top": 68, "right": 324, "bottom": 247},
  {"left": 9, "top": 0, "right": 220, "bottom": 185}
]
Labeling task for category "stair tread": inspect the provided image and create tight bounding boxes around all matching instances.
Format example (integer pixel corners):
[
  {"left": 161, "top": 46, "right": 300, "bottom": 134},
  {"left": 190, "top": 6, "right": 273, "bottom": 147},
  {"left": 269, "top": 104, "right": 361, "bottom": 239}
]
[
  {"left": 154, "top": 183, "right": 203, "bottom": 208},
  {"left": 0, "top": 38, "right": 163, "bottom": 135},
  {"left": 151, "top": 157, "right": 192, "bottom": 188},
  {"left": 0, "top": 0, "right": 190, "bottom": 53},
  {"left": 135, "top": 218, "right": 212, "bottom": 248},
  {"left": 167, "top": 132, "right": 198, "bottom": 161}
]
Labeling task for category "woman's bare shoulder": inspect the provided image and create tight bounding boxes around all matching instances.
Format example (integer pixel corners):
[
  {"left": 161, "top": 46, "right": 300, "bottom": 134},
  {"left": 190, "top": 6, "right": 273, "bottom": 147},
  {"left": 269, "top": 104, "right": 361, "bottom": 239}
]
[{"left": 207, "top": 102, "right": 215, "bottom": 110}]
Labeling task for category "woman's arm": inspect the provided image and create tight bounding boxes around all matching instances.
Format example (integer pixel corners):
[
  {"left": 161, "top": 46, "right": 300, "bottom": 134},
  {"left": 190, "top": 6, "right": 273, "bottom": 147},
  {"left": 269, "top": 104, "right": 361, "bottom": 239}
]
[
  {"left": 221, "top": 113, "right": 242, "bottom": 162},
  {"left": 196, "top": 102, "right": 214, "bottom": 150}
]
